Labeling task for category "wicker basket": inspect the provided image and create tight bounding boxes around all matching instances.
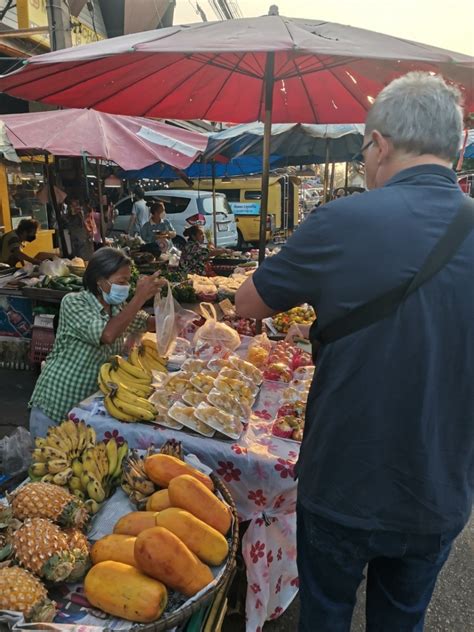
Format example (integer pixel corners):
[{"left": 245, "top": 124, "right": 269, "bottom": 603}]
[
  {"left": 127, "top": 472, "right": 239, "bottom": 632},
  {"left": 68, "top": 265, "right": 86, "bottom": 277}
]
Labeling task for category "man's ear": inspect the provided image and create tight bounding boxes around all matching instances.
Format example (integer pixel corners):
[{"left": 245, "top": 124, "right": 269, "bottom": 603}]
[{"left": 372, "top": 130, "right": 391, "bottom": 164}]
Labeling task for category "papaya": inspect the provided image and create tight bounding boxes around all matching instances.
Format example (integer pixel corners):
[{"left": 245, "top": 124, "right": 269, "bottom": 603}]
[
  {"left": 113, "top": 511, "right": 159, "bottom": 536},
  {"left": 135, "top": 526, "right": 213, "bottom": 597},
  {"left": 168, "top": 474, "right": 232, "bottom": 535},
  {"left": 146, "top": 489, "right": 171, "bottom": 512},
  {"left": 155, "top": 508, "right": 228, "bottom": 566},
  {"left": 144, "top": 454, "right": 214, "bottom": 490},
  {"left": 91, "top": 534, "right": 137, "bottom": 567},
  {"left": 84, "top": 561, "right": 167, "bottom": 623}
]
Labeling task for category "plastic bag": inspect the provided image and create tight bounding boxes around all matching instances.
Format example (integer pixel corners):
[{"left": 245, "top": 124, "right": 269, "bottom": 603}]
[
  {"left": 39, "top": 258, "right": 69, "bottom": 277},
  {"left": 154, "top": 282, "right": 196, "bottom": 357},
  {"left": 193, "top": 302, "right": 241, "bottom": 352},
  {"left": 0, "top": 427, "right": 33, "bottom": 476}
]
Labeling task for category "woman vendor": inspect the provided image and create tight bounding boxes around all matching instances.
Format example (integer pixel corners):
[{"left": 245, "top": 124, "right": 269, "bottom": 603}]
[
  {"left": 29, "top": 247, "right": 165, "bottom": 426},
  {"left": 140, "top": 202, "right": 176, "bottom": 257},
  {"left": 179, "top": 225, "right": 231, "bottom": 275}
]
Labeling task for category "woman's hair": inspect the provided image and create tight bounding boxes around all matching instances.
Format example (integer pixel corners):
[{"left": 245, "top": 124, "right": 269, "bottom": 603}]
[
  {"left": 16, "top": 218, "right": 39, "bottom": 234},
  {"left": 83, "top": 247, "right": 131, "bottom": 294},
  {"left": 150, "top": 201, "right": 166, "bottom": 216},
  {"left": 183, "top": 225, "right": 202, "bottom": 240}
]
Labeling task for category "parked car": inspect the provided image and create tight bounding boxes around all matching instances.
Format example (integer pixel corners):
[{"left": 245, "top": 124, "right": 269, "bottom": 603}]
[{"left": 113, "top": 190, "right": 238, "bottom": 249}]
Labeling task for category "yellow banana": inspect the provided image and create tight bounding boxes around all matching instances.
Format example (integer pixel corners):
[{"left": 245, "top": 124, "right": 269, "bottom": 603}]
[
  {"left": 139, "top": 350, "right": 167, "bottom": 374},
  {"left": 72, "top": 489, "right": 85, "bottom": 501},
  {"left": 35, "top": 446, "right": 68, "bottom": 462},
  {"left": 94, "top": 442, "right": 109, "bottom": 480},
  {"left": 98, "top": 377, "right": 110, "bottom": 396},
  {"left": 69, "top": 476, "right": 84, "bottom": 492},
  {"left": 71, "top": 458, "right": 83, "bottom": 477},
  {"left": 109, "top": 367, "right": 153, "bottom": 397},
  {"left": 112, "top": 392, "right": 156, "bottom": 422},
  {"left": 99, "top": 362, "right": 115, "bottom": 390},
  {"left": 111, "top": 442, "right": 129, "bottom": 480},
  {"left": 76, "top": 420, "right": 88, "bottom": 454},
  {"left": 53, "top": 467, "right": 73, "bottom": 485},
  {"left": 41, "top": 474, "right": 55, "bottom": 484},
  {"left": 106, "top": 438, "right": 118, "bottom": 476},
  {"left": 111, "top": 355, "right": 151, "bottom": 384},
  {"left": 34, "top": 437, "right": 47, "bottom": 449},
  {"left": 86, "top": 424, "right": 97, "bottom": 448},
  {"left": 141, "top": 339, "right": 167, "bottom": 364},
  {"left": 85, "top": 499, "right": 101, "bottom": 514},
  {"left": 30, "top": 462, "right": 48, "bottom": 477},
  {"left": 115, "top": 385, "right": 156, "bottom": 415},
  {"left": 54, "top": 423, "right": 75, "bottom": 455},
  {"left": 48, "top": 459, "right": 70, "bottom": 474},
  {"left": 44, "top": 431, "right": 68, "bottom": 453},
  {"left": 62, "top": 419, "right": 80, "bottom": 454},
  {"left": 104, "top": 394, "right": 135, "bottom": 423},
  {"left": 129, "top": 347, "right": 152, "bottom": 377},
  {"left": 82, "top": 451, "right": 102, "bottom": 481},
  {"left": 86, "top": 476, "right": 106, "bottom": 503}
]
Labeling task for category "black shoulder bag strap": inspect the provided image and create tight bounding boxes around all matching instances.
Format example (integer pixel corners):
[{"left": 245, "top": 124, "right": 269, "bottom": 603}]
[{"left": 312, "top": 196, "right": 474, "bottom": 349}]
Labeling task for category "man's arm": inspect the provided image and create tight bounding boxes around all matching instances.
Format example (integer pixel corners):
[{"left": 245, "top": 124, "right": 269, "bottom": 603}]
[{"left": 235, "top": 277, "right": 278, "bottom": 319}]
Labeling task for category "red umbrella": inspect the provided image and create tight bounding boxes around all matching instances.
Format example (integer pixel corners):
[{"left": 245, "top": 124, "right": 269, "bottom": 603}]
[
  {"left": 2, "top": 12, "right": 471, "bottom": 261},
  {"left": 0, "top": 108, "right": 208, "bottom": 171}
]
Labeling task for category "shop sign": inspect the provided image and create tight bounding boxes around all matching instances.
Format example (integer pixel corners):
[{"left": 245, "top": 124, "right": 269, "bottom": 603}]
[
  {"left": 17, "top": 0, "right": 105, "bottom": 49},
  {"left": 229, "top": 202, "right": 261, "bottom": 216}
]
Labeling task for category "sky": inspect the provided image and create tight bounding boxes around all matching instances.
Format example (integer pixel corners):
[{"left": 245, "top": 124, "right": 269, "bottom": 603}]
[{"left": 174, "top": 0, "right": 474, "bottom": 56}]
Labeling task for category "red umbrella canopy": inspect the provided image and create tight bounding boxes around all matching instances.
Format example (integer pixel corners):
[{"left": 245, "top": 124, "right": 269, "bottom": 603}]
[
  {"left": 0, "top": 108, "right": 208, "bottom": 170},
  {"left": 0, "top": 15, "right": 472, "bottom": 123}
]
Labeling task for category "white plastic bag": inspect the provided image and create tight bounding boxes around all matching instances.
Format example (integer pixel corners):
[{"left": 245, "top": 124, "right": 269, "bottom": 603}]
[
  {"left": 193, "top": 302, "right": 241, "bottom": 352},
  {"left": 154, "top": 282, "right": 195, "bottom": 357},
  {"left": 0, "top": 427, "right": 33, "bottom": 476}
]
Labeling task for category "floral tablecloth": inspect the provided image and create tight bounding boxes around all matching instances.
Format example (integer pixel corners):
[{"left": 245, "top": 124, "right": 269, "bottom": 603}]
[{"left": 31, "top": 382, "right": 299, "bottom": 632}]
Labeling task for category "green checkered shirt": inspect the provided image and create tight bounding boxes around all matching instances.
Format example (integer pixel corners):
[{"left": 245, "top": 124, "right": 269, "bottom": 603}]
[{"left": 30, "top": 290, "right": 149, "bottom": 423}]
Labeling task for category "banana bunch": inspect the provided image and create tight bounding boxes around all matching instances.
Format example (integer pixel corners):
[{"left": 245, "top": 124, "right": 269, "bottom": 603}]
[
  {"left": 121, "top": 441, "right": 183, "bottom": 508},
  {"left": 29, "top": 419, "right": 95, "bottom": 486},
  {"left": 69, "top": 438, "right": 129, "bottom": 513},
  {"left": 98, "top": 357, "right": 158, "bottom": 423},
  {"left": 121, "top": 446, "right": 157, "bottom": 507},
  {"left": 30, "top": 420, "right": 128, "bottom": 514},
  {"left": 135, "top": 339, "right": 168, "bottom": 374}
]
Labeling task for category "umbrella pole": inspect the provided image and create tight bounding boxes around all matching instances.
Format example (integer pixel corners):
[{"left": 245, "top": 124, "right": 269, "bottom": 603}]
[
  {"left": 47, "top": 156, "right": 69, "bottom": 257},
  {"left": 329, "top": 161, "right": 336, "bottom": 197},
  {"left": 96, "top": 158, "right": 106, "bottom": 242},
  {"left": 258, "top": 52, "right": 275, "bottom": 265},
  {"left": 211, "top": 161, "right": 218, "bottom": 247},
  {"left": 344, "top": 161, "right": 349, "bottom": 190},
  {"left": 323, "top": 140, "right": 330, "bottom": 202}
]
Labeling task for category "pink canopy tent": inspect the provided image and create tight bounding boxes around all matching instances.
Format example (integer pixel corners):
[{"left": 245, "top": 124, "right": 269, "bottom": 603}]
[
  {"left": 0, "top": 13, "right": 471, "bottom": 264},
  {"left": 0, "top": 109, "right": 208, "bottom": 171}
]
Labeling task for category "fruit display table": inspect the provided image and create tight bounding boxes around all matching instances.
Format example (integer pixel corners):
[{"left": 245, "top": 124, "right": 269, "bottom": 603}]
[{"left": 31, "top": 381, "right": 300, "bottom": 632}]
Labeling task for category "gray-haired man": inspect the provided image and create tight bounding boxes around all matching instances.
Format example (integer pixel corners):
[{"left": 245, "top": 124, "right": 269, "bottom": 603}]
[{"left": 236, "top": 72, "right": 473, "bottom": 631}]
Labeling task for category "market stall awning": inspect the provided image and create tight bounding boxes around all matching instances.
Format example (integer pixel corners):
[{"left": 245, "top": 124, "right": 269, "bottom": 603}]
[
  {"left": 0, "top": 15, "right": 471, "bottom": 122},
  {"left": 206, "top": 123, "right": 365, "bottom": 164},
  {"left": 0, "top": 109, "right": 208, "bottom": 171}
]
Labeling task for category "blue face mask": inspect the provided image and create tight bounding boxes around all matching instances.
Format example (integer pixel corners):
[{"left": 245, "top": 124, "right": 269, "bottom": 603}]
[{"left": 101, "top": 281, "right": 130, "bottom": 305}]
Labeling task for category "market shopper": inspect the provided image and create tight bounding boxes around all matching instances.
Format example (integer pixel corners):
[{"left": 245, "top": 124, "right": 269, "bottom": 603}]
[
  {"left": 29, "top": 247, "right": 165, "bottom": 425},
  {"left": 236, "top": 72, "right": 474, "bottom": 632},
  {"left": 179, "top": 225, "right": 231, "bottom": 275},
  {"left": 128, "top": 187, "right": 149, "bottom": 235},
  {"left": 65, "top": 198, "right": 94, "bottom": 261},
  {"left": 0, "top": 219, "right": 55, "bottom": 266},
  {"left": 140, "top": 201, "right": 176, "bottom": 256}
]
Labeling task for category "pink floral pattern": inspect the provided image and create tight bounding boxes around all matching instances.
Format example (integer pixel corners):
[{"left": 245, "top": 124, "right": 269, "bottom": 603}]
[
  {"left": 274, "top": 494, "right": 286, "bottom": 509},
  {"left": 275, "top": 458, "right": 295, "bottom": 479},
  {"left": 290, "top": 577, "right": 299, "bottom": 587},
  {"left": 270, "top": 606, "right": 283, "bottom": 620},
  {"left": 248, "top": 489, "right": 267, "bottom": 507},
  {"left": 231, "top": 443, "right": 248, "bottom": 455},
  {"left": 250, "top": 540, "right": 265, "bottom": 563},
  {"left": 267, "top": 549, "right": 274, "bottom": 564},
  {"left": 275, "top": 575, "right": 282, "bottom": 594},
  {"left": 103, "top": 429, "right": 125, "bottom": 446},
  {"left": 250, "top": 583, "right": 261, "bottom": 594},
  {"left": 216, "top": 460, "right": 242, "bottom": 482}
]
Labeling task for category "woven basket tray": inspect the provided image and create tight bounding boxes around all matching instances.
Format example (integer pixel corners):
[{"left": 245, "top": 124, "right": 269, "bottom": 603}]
[{"left": 129, "top": 472, "right": 239, "bottom": 632}]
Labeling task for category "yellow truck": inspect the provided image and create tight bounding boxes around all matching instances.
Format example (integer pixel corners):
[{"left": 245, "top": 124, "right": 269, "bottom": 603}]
[{"left": 169, "top": 175, "right": 300, "bottom": 247}]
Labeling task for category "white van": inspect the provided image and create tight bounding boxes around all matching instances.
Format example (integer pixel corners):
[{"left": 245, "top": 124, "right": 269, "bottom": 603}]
[{"left": 113, "top": 190, "right": 238, "bottom": 249}]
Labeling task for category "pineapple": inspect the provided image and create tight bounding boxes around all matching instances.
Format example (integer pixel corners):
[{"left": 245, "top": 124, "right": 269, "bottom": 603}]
[
  {"left": 64, "top": 528, "right": 91, "bottom": 582},
  {"left": 12, "top": 518, "right": 75, "bottom": 583},
  {"left": 0, "top": 566, "right": 56, "bottom": 622},
  {"left": 0, "top": 504, "right": 22, "bottom": 562},
  {"left": 9, "top": 482, "right": 89, "bottom": 529}
]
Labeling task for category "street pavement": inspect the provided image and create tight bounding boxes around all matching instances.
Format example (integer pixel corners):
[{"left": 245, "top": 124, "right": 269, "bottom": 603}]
[{"left": 1, "top": 369, "right": 473, "bottom": 632}]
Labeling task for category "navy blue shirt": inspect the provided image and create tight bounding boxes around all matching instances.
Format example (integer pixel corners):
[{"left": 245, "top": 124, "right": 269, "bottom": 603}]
[{"left": 253, "top": 165, "right": 474, "bottom": 534}]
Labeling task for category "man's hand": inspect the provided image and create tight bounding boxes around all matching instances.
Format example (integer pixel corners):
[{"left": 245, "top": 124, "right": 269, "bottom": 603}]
[
  {"left": 134, "top": 272, "right": 166, "bottom": 302},
  {"left": 235, "top": 277, "right": 276, "bottom": 320}
]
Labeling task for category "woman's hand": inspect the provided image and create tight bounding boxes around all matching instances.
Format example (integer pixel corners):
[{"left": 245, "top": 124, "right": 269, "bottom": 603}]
[{"left": 134, "top": 272, "right": 166, "bottom": 302}]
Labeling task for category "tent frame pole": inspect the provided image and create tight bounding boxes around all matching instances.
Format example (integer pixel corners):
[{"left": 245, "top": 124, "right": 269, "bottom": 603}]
[
  {"left": 258, "top": 51, "right": 275, "bottom": 265},
  {"left": 96, "top": 158, "right": 106, "bottom": 242},
  {"left": 211, "top": 161, "right": 218, "bottom": 247}
]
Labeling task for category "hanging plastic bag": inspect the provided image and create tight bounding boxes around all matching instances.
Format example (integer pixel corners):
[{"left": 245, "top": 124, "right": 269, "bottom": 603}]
[
  {"left": 0, "top": 427, "right": 33, "bottom": 476},
  {"left": 154, "top": 282, "right": 195, "bottom": 357},
  {"left": 193, "top": 302, "right": 241, "bottom": 352}
]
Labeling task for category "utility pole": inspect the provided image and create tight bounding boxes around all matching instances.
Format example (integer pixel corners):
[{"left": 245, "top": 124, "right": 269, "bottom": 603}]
[{"left": 46, "top": 0, "right": 72, "bottom": 51}]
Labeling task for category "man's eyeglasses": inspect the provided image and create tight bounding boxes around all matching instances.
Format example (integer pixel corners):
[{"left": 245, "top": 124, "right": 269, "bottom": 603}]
[{"left": 352, "top": 135, "right": 391, "bottom": 162}]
